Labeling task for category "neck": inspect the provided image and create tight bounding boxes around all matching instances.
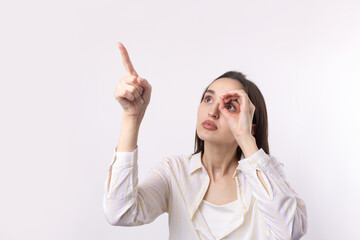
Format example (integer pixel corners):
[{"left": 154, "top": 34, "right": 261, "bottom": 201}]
[{"left": 201, "top": 141, "right": 239, "bottom": 182}]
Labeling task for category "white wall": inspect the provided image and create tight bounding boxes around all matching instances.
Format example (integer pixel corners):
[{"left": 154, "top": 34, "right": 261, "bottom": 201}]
[{"left": 1, "top": 0, "right": 359, "bottom": 239}]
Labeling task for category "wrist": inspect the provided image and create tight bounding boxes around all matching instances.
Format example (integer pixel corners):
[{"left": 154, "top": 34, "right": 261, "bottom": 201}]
[
  {"left": 117, "top": 115, "right": 142, "bottom": 153},
  {"left": 236, "top": 134, "right": 255, "bottom": 144},
  {"left": 122, "top": 113, "right": 143, "bottom": 126},
  {"left": 236, "top": 135, "right": 258, "bottom": 158}
]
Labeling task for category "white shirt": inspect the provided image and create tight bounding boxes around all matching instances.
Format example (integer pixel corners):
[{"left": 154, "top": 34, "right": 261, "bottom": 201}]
[{"left": 103, "top": 147, "right": 307, "bottom": 239}]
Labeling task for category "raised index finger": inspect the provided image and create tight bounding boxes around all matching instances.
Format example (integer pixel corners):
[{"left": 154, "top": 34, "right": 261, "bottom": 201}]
[{"left": 117, "top": 42, "right": 138, "bottom": 77}]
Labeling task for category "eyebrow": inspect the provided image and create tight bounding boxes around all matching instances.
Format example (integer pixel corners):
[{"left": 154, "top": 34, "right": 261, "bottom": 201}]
[
  {"left": 204, "top": 89, "right": 238, "bottom": 103},
  {"left": 205, "top": 89, "right": 215, "bottom": 94}
]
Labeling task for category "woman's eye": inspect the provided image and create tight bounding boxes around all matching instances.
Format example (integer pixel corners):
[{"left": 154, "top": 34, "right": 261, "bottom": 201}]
[
  {"left": 204, "top": 96, "right": 213, "bottom": 103},
  {"left": 226, "top": 104, "right": 236, "bottom": 111}
]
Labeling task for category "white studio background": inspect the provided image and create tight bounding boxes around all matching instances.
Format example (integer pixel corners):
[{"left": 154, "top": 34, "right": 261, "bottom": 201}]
[{"left": 0, "top": 0, "right": 359, "bottom": 239}]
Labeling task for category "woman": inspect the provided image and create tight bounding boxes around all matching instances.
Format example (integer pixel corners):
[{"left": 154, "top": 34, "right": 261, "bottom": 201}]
[{"left": 103, "top": 43, "right": 308, "bottom": 240}]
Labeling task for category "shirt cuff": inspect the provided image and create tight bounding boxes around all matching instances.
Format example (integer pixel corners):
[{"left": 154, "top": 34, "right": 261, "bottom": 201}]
[
  {"left": 110, "top": 145, "right": 139, "bottom": 169},
  {"left": 237, "top": 148, "right": 270, "bottom": 171},
  {"left": 237, "top": 148, "right": 274, "bottom": 200}
]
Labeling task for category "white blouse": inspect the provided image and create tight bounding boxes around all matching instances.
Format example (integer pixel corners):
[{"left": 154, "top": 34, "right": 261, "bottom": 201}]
[
  {"left": 199, "top": 199, "right": 242, "bottom": 240},
  {"left": 103, "top": 147, "right": 308, "bottom": 239}
]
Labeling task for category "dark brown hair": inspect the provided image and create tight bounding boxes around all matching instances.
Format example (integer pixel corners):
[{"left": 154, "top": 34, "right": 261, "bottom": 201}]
[{"left": 192, "top": 71, "right": 269, "bottom": 159}]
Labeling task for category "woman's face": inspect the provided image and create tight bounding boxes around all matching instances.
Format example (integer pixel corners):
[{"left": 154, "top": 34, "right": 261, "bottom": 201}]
[{"left": 196, "top": 78, "right": 245, "bottom": 145}]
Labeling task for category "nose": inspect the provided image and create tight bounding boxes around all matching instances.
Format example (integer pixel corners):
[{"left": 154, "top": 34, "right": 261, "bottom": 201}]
[{"left": 208, "top": 102, "right": 220, "bottom": 119}]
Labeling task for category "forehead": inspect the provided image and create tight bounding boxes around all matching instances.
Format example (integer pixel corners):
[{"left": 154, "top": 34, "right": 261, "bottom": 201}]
[{"left": 207, "top": 78, "right": 245, "bottom": 94}]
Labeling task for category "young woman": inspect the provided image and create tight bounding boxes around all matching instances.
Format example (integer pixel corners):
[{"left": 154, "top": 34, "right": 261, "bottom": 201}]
[{"left": 103, "top": 43, "right": 308, "bottom": 240}]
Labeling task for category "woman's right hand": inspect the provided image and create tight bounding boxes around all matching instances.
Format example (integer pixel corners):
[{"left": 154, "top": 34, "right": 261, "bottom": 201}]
[{"left": 114, "top": 42, "right": 152, "bottom": 119}]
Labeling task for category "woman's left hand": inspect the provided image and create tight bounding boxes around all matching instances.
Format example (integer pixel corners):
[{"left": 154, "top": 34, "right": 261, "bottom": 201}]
[{"left": 218, "top": 89, "right": 256, "bottom": 138}]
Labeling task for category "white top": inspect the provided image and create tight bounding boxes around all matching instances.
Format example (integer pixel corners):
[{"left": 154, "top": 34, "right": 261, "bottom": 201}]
[{"left": 199, "top": 198, "right": 242, "bottom": 240}]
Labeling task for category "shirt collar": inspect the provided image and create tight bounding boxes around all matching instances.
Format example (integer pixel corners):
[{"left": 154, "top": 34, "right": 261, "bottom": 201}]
[
  {"left": 187, "top": 151, "right": 246, "bottom": 220},
  {"left": 189, "top": 151, "right": 203, "bottom": 175}
]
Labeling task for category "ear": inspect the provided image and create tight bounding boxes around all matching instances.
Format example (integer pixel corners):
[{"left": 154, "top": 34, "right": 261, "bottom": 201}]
[{"left": 251, "top": 124, "right": 256, "bottom": 135}]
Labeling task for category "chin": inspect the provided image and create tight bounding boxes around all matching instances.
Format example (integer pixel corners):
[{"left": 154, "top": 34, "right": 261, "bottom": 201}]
[
  {"left": 197, "top": 130, "right": 222, "bottom": 144},
  {"left": 198, "top": 129, "right": 236, "bottom": 145}
]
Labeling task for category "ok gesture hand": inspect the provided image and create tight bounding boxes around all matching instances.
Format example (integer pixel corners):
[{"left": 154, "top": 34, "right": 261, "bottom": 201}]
[
  {"left": 114, "top": 42, "right": 152, "bottom": 119},
  {"left": 219, "top": 90, "right": 256, "bottom": 138}
]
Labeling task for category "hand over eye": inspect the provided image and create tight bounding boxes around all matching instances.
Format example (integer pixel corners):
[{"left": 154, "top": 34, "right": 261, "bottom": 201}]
[{"left": 219, "top": 90, "right": 255, "bottom": 137}]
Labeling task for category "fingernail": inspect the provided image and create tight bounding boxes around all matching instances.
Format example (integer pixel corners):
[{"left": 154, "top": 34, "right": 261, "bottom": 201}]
[
  {"left": 140, "top": 98, "right": 144, "bottom": 104},
  {"left": 140, "top": 77, "right": 144, "bottom": 82}
]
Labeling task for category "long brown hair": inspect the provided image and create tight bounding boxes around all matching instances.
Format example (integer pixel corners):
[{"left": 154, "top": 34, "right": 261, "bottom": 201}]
[{"left": 192, "top": 71, "right": 269, "bottom": 159}]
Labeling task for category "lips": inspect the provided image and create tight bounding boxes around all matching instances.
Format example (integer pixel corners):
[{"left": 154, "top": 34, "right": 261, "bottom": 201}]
[{"left": 202, "top": 120, "right": 217, "bottom": 130}]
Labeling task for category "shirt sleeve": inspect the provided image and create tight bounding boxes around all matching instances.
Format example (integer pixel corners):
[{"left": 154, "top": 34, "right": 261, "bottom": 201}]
[
  {"left": 103, "top": 146, "right": 170, "bottom": 226},
  {"left": 237, "top": 149, "right": 308, "bottom": 240}
]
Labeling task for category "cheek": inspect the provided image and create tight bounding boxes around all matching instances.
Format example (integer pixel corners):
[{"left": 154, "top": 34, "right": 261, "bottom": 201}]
[
  {"left": 197, "top": 106, "right": 205, "bottom": 120},
  {"left": 196, "top": 109, "right": 202, "bottom": 129},
  {"left": 220, "top": 119, "right": 234, "bottom": 135}
]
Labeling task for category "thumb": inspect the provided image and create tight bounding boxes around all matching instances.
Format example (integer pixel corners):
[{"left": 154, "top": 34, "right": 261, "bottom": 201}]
[
  {"left": 137, "top": 77, "right": 152, "bottom": 99},
  {"left": 137, "top": 77, "right": 151, "bottom": 89},
  {"left": 219, "top": 97, "right": 230, "bottom": 119}
]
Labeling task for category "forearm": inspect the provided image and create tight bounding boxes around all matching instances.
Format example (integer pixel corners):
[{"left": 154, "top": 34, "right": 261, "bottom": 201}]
[
  {"left": 107, "top": 114, "right": 142, "bottom": 198},
  {"left": 104, "top": 148, "right": 170, "bottom": 226},
  {"left": 236, "top": 134, "right": 258, "bottom": 159},
  {"left": 236, "top": 135, "right": 270, "bottom": 194},
  {"left": 238, "top": 150, "right": 307, "bottom": 239},
  {"left": 116, "top": 114, "right": 142, "bottom": 152}
]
